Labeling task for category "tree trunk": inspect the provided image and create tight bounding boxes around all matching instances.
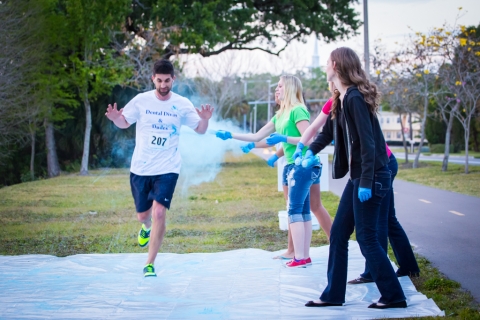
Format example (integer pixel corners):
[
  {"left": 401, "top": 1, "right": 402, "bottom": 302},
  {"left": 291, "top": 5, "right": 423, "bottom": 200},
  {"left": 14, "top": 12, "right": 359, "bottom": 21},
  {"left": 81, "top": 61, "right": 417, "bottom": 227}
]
[
  {"left": 29, "top": 128, "right": 36, "bottom": 180},
  {"left": 413, "top": 94, "right": 428, "bottom": 169},
  {"left": 442, "top": 114, "right": 454, "bottom": 172},
  {"left": 44, "top": 118, "right": 61, "bottom": 177},
  {"left": 80, "top": 90, "right": 92, "bottom": 176},
  {"left": 399, "top": 112, "right": 409, "bottom": 164},
  {"left": 464, "top": 122, "right": 470, "bottom": 174},
  {"left": 471, "top": 118, "right": 479, "bottom": 152},
  {"left": 408, "top": 112, "right": 414, "bottom": 153},
  {"left": 409, "top": 113, "right": 413, "bottom": 140}
]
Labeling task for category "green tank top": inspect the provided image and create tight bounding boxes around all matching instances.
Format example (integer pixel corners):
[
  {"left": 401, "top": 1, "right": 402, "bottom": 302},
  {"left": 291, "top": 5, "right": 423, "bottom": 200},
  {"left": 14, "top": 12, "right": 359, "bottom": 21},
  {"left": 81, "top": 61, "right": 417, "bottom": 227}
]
[{"left": 272, "top": 105, "right": 310, "bottom": 164}]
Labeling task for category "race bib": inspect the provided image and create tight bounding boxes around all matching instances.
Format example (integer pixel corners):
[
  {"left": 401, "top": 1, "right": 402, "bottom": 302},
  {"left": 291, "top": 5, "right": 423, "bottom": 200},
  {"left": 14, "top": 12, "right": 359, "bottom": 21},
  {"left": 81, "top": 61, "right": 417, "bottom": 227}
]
[{"left": 146, "top": 131, "right": 170, "bottom": 150}]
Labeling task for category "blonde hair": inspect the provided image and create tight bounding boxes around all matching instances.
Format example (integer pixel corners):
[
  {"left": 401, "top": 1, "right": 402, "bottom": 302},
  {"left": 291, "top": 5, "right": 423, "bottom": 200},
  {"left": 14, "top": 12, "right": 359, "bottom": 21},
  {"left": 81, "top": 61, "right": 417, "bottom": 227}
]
[
  {"left": 329, "top": 47, "right": 381, "bottom": 119},
  {"left": 277, "top": 75, "right": 305, "bottom": 117}
]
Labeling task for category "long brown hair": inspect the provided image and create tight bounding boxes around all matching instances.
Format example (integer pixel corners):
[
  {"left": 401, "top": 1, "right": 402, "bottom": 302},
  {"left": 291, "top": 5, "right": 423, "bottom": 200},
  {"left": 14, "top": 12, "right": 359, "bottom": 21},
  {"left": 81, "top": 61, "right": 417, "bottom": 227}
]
[{"left": 329, "top": 47, "right": 380, "bottom": 119}]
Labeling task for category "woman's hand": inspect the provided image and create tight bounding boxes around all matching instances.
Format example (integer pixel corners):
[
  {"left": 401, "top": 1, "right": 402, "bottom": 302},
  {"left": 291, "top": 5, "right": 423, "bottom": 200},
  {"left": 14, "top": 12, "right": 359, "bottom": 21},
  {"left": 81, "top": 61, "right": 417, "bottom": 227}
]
[
  {"left": 292, "top": 142, "right": 304, "bottom": 161},
  {"left": 241, "top": 142, "right": 255, "bottom": 153},
  {"left": 216, "top": 130, "right": 232, "bottom": 140},
  {"left": 300, "top": 150, "right": 319, "bottom": 168},
  {"left": 266, "top": 133, "right": 287, "bottom": 145},
  {"left": 358, "top": 188, "right": 372, "bottom": 202},
  {"left": 266, "top": 154, "right": 279, "bottom": 167}
]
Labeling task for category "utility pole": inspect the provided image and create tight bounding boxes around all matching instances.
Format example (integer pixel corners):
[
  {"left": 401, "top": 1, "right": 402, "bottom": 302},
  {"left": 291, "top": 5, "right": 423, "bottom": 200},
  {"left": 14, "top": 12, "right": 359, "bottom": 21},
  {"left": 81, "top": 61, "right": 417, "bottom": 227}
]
[
  {"left": 241, "top": 80, "right": 248, "bottom": 131},
  {"left": 267, "top": 79, "right": 272, "bottom": 120},
  {"left": 364, "top": 0, "right": 370, "bottom": 78}
]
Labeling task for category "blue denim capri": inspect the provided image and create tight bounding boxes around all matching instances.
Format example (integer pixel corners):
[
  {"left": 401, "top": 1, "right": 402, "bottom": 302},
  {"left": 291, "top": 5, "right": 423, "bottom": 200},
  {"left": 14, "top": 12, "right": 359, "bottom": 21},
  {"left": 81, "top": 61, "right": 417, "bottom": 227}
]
[
  {"left": 286, "top": 164, "right": 322, "bottom": 224},
  {"left": 282, "top": 163, "right": 320, "bottom": 186}
]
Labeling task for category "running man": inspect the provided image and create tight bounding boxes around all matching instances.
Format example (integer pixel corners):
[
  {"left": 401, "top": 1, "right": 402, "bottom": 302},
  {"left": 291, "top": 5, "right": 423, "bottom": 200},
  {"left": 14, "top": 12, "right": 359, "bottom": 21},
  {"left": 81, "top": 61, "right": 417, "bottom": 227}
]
[{"left": 105, "top": 59, "right": 213, "bottom": 277}]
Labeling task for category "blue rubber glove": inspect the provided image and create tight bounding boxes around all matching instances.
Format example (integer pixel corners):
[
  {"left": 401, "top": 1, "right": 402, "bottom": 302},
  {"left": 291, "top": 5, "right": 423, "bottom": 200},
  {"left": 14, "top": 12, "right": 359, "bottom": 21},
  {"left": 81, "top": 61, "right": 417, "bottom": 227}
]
[
  {"left": 358, "top": 188, "right": 372, "bottom": 202},
  {"left": 292, "top": 142, "right": 304, "bottom": 161},
  {"left": 301, "top": 150, "right": 320, "bottom": 168},
  {"left": 240, "top": 142, "right": 255, "bottom": 153},
  {"left": 216, "top": 130, "right": 232, "bottom": 140},
  {"left": 266, "top": 154, "right": 279, "bottom": 167},
  {"left": 266, "top": 133, "right": 287, "bottom": 145}
]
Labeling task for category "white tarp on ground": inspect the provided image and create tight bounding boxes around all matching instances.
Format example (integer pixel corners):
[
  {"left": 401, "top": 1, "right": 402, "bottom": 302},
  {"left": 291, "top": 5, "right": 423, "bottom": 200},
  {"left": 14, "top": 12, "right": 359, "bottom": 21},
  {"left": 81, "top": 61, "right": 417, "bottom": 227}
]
[{"left": 0, "top": 241, "right": 443, "bottom": 319}]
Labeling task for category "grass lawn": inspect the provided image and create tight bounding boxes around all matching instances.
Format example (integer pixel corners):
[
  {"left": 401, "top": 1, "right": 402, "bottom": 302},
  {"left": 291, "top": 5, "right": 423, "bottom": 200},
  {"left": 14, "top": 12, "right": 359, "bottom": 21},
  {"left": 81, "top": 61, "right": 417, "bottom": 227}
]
[
  {"left": 0, "top": 153, "right": 336, "bottom": 257},
  {"left": 396, "top": 161, "right": 480, "bottom": 197},
  {"left": 0, "top": 153, "right": 479, "bottom": 318}
]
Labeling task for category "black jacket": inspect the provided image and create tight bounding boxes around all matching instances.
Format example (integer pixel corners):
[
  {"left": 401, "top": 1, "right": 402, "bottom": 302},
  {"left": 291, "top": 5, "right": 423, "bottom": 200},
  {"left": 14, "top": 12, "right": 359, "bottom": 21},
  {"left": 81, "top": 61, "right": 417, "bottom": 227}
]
[{"left": 309, "top": 86, "right": 389, "bottom": 189}]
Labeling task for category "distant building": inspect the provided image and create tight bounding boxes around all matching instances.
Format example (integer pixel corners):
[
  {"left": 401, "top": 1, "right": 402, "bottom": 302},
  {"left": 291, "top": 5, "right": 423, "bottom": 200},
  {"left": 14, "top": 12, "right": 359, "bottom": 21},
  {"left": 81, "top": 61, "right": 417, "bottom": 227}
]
[
  {"left": 377, "top": 111, "right": 424, "bottom": 145},
  {"left": 306, "top": 37, "right": 320, "bottom": 78}
]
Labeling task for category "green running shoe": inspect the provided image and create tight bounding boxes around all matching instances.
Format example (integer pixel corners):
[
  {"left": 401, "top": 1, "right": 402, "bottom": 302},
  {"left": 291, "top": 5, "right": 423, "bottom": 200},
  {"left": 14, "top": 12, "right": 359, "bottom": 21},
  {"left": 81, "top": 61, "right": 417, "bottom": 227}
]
[
  {"left": 143, "top": 264, "right": 156, "bottom": 277},
  {"left": 138, "top": 224, "right": 151, "bottom": 247}
]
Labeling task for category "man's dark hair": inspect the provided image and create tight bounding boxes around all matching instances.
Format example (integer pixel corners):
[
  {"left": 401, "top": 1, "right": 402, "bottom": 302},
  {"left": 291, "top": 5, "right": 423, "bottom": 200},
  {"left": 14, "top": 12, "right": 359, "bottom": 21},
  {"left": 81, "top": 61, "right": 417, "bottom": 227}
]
[{"left": 153, "top": 59, "right": 175, "bottom": 77}]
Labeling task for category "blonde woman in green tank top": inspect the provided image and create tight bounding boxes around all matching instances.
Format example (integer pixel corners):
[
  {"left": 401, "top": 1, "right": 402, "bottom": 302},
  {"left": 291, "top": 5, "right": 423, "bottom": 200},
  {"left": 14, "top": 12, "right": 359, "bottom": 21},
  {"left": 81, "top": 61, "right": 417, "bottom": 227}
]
[{"left": 216, "top": 75, "right": 323, "bottom": 267}]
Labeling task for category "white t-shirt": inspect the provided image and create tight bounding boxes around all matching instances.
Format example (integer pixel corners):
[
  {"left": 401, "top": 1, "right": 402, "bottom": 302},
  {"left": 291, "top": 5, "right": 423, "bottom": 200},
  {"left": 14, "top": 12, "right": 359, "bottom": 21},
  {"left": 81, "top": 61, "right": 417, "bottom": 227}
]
[{"left": 122, "top": 90, "right": 201, "bottom": 176}]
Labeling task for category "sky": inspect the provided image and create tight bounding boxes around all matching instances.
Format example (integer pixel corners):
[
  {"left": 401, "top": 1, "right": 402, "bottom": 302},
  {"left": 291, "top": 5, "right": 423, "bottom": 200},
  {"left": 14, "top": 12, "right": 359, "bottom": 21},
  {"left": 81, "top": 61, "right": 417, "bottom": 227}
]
[{"left": 181, "top": 0, "right": 480, "bottom": 79}]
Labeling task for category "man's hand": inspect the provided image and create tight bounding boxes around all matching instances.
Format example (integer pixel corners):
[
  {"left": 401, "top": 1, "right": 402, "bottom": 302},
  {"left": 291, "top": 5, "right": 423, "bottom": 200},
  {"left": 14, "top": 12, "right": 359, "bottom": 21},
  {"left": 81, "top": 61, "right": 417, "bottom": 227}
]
[
  {"left": 105, "top": 103, "right": 123, "bottom": 122},
  {"left": 196, "top": 104, "right": 214, "bottom": 120}
]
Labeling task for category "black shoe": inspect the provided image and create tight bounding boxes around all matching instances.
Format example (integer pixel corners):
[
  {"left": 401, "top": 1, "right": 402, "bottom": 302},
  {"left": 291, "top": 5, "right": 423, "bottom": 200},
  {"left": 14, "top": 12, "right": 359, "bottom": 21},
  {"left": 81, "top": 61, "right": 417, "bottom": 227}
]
[
  {"left": 305, "top": 301, "right": 343, "bottom": 307},
  {"left": 368, "top": 300, "right": 407, "bottom": 309},
  {"left": 396, "top": 270, "right": 420, "bottom": 278},
  {"left": 347, "top": 277, "right": 374, "bottom": 284}
]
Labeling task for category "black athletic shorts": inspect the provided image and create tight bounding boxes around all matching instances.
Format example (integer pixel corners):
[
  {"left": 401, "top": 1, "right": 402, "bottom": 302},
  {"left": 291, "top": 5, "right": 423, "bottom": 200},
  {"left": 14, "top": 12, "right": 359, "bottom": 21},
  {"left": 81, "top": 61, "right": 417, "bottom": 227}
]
[{"left": 130, "top": 172, "right": 179, "bottom": 212}]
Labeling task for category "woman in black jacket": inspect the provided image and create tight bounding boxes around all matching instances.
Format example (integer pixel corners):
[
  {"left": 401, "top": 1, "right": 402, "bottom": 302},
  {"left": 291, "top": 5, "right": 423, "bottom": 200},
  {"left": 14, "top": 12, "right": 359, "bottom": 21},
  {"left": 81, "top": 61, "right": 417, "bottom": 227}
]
[{"left": 297, "top": 47, "right": 407, "bottom": 309}]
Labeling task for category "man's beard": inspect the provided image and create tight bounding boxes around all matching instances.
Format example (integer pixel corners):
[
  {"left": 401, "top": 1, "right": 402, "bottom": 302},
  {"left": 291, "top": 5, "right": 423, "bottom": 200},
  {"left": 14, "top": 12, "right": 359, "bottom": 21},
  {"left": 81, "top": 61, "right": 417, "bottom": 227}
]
[{"left": 157, "top": 87, "right": 171, "bottom": 97}]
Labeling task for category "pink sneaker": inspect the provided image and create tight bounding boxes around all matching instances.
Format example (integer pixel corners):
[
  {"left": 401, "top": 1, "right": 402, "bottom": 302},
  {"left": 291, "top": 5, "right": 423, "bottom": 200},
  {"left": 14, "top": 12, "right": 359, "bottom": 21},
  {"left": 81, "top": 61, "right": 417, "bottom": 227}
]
[
  {"left": 285, "top": 258, "right": 307, "bottom": 268},
  {"left": 305, "top": 257, "right": 312, "bottom": 266}
]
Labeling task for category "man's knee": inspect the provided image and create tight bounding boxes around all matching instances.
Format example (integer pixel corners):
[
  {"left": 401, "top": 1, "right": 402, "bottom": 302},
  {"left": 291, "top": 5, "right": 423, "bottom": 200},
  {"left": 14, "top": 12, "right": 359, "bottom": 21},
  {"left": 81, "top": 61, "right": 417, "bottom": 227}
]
[
  {"left": 152, "top": 202, "right": 167, "bottom": 221},
  {"left": 137, "top": 208, "right": 151, "bottom": 223}
]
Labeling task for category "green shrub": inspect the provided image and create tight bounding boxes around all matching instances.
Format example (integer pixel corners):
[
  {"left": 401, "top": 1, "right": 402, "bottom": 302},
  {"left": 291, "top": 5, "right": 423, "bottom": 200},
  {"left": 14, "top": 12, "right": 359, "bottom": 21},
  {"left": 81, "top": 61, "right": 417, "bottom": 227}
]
[
  {"left": 63, "top": 160, "right": 81, "bottom": 172},
  {"left": 20, "top": 171, "right": 36, "bottom": 183},
  {"left": 429, "top": 144, "right": 458, "bottom": 153}
]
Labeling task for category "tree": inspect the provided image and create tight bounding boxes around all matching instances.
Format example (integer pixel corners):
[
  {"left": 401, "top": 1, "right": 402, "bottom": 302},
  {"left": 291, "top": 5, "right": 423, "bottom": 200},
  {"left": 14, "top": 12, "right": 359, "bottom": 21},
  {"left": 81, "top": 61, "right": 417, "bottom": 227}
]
[
  {"left": 370, "top": 39, "right": 420, "bottom": 164},
  {"left": 33, "top": 0, "right": 79, "bottom": 178},
  {"left": 393, "top": 26, "right": 453, "bottom": 169},
  {"left": 432, "top": 71, "right": 460, "bottom": 171},
  {"left": 450, "top": 25, "right": 480, "bottom": 173},
  {"left": 301, "top": 67, "right": 329, "bottom": 101},
  {"left": 124, "top": 0, "right": 361, "bottom": 58},
  {"left": 431, "top": 25, "right": 464, "bottom": 172},
  {"left": 113, "top": 21, "right": 170, "bottom": 91},
  {"left": 63, "top": 0, "right": 132, "bottom": 175},
  {"left": 383, "top": 77, "right": 419, "bottom": 163},
  {"left": 0, "top": 0, "right": 39, "bottom": 165},
  {"left": 192, "top": 52, "right": 245, "bottom": 119},
  {"left": 428, "top": 22, "right": 480, "bottom": 173}
]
